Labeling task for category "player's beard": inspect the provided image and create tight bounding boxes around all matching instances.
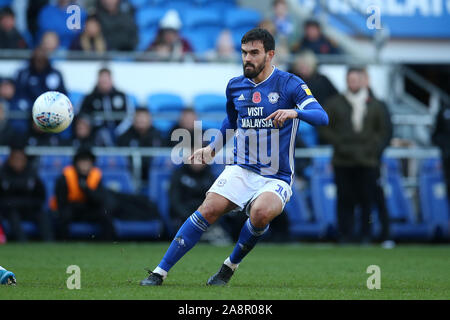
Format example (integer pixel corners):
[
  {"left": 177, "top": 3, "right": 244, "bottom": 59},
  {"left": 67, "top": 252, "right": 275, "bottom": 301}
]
[{"left": 243, "top": 55, "right": 266, "bottom": 79}]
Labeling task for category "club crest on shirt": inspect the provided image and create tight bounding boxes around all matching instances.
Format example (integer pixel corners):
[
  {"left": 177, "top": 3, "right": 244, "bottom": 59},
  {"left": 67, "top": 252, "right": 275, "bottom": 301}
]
[
  {"left": 268, "top": 92, "right": 280, "bottom": 104},
  {"left": 252, "top": 91, "right": 261, "bottom": 104}
]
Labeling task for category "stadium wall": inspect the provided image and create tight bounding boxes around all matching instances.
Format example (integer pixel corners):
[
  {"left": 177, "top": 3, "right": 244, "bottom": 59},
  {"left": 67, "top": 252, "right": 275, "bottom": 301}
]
[{"left": 0, "top": 60, "right": 392, "bottom": 105}]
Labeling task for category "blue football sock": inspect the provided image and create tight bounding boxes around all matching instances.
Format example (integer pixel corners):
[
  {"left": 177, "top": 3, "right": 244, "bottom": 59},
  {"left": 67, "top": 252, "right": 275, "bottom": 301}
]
[
  {"left": 158, "top": 211, "right": 209, "bottom": 273},
  {"left": 229, "top": 218, "right": 269, "bottom": 265}
]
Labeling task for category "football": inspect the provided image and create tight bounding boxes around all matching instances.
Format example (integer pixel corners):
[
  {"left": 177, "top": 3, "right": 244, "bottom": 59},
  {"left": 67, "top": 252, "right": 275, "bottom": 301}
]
[{"left": 32, "top": 91, "right": 74, "bottom": 133}]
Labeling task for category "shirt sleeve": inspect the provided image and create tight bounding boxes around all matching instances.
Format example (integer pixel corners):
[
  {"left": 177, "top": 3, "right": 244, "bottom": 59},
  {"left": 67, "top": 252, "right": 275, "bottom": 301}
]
[
  {"left": 208, "top": 81, "right": 238, "bottom": 151},
  {"left": 289, "top": 76, "right": 329, "bottom": 126}
]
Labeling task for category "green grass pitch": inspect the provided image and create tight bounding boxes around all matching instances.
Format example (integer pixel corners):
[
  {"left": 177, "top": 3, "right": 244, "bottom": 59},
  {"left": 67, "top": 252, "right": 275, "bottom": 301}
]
[{"left": 0, "top": 242, "right": 449, "bottom": 299}]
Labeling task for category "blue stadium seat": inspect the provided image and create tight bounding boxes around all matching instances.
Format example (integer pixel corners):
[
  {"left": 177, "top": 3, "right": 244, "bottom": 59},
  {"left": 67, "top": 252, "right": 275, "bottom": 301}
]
[
  {"left": 0, "top": 0, "right": 12, "bottom": 8},
  {"left": 381, "top": 158, "right": 434, "bottom": 240},
  {"left": 224, "top": 8, "right": 261, "bottom": 30},
  {"left": 39, "top": 170, "right": 61, "bottom": 211},
  {"left": 193, "top": 93, "right": 226, "bottom": 113},
  {"left": 182, "top": 8, "right": 221, "bottom": 29},
  {"left": 129, "top": 0, "right": 150, "bottom": 8},
  {"left": 148, "top": 93, "right": 185, "bottom": 113},
  {"left": 309, "top": 157, "right": 338, "bottom": 238},
  {"left": 0, "top": 154, "right": 7, "bottom": 166},
  {"left": 102, "top": 170, "right": 134, "bottom": 194},
  {"left": 1, "top": 220, "right": 39, "bottom": 238},
  {"left": 152, "top": 119, "right": 176, "bottom": 137},
  {"left": 195, "top": 0, "right": 235, "bottom": 10},
  {"left": 136, "top": 7, "right": 167, "bottom": 29},
  {"left": 68, "top": 91, "right": 85, "bottom": 115},
  {"left": 148, "top": 156, "right": 177, "bottom": 236},
  {"left": 39, "top": 155, "right": 72, "bottom": 172},
  {"left": 96, "top": 155, "right": 130, "bottom": 170},
  {"left": 298, "top": 121, "right": 318, "bottom": 147},
  {"left": 165, "top": 0, "right": 195, "bottom": 13},
  {"left": 181, "top": 29, "right": 215, "bottom": 53},
  {"left": 418, "top": 158, "right": 449, "bottom": 240},
  {"left": 285, "top": 183, "right": 328, "bottom": 239},
  {"left": 201, "top": 119, "right": 222, "bottom": 131},
  {"left": 137, "top": 26, "right": 158, "bottom": 51},
  {"left": 113, "top": 220, "right": 163, "bottom": 239}
]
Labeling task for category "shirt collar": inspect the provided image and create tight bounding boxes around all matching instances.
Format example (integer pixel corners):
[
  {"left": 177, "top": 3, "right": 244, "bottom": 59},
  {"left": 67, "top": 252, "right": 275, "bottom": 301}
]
[{"left": 247, "top": 65, "right": 276, "bottom": 87}]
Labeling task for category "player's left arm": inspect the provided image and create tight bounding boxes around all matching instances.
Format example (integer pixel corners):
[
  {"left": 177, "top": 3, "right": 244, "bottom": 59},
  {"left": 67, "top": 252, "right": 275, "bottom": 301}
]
[{"left": 265, "top": 77, "right": 329, "bottom": 128}]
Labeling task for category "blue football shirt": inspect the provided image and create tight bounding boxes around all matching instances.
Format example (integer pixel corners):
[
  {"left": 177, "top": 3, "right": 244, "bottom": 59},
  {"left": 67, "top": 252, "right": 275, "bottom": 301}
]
[{"left": 210, "top": 66, "right": 328, "bottom": 186}]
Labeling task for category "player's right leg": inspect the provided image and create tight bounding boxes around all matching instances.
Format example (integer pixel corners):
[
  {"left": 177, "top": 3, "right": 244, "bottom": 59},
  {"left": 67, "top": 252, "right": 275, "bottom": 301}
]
[{"left": 140, "top": 192, "right": 237, "bottom": 286}]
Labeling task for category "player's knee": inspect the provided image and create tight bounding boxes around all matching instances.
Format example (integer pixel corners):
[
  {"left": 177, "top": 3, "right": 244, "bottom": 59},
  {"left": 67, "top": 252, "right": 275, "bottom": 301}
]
[
  {"left": 197, "top": 202, "right": 221, "bottom": 225},
  {"left": 250, "top": 205, "right": 276, "bottom": 228}
]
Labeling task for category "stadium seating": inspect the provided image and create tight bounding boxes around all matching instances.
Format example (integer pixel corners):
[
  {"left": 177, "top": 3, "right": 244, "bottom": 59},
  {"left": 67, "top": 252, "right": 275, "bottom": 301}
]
[
  {"left": 68, "top": 91, "right": 85, "bottom": 115},
  {"left": 309, "top": 157, "right": 338, "bottom": 238},
  {"left": 39, "top": 155, "right": 72, "bottom": 172},
  {"left": 0, "top": 0, "right": 12, "bottom": 8},
  {"left": 224, "top": 8, "right": 261, "bottom": 30},
  {"left": 381, "top": 158, "right": 434, "bottom": 240},
  {"left": 418, "top": 158, "right": 449, "bottom": 240},
  {"left": 137, "top": 27, "right": 158, "bottom": 51},
  {"left": 193, "top": 93, "right": 226, "bottom": 113},
  {"left": 96, "top": 155, "right": 130, "bottom": 171},
  {"left": 182, "top": 8, "right": 221, "bottom": 29},
  {"left": 102, "top": 169, "right": 134, "bottom": 194},
  {"left": 148, "top": 156, "right": 178, "bottom": 236},
  {"left": 135, "top": 7, "right": 167, "bottom": 29},
  {"left": 147, "top": 93, "right": 185, "bottom": 113}
]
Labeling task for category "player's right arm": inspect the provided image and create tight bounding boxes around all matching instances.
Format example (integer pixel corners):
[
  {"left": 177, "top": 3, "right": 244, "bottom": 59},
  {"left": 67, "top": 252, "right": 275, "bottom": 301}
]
[{"left": 189, "top": 81, "right": 238, "bottom": 164}]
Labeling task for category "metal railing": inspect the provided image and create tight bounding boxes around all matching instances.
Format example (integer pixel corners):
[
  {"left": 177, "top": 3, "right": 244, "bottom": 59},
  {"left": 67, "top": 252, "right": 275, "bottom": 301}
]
[{"left": 0, "top": 145, "right": 441, "bottom": 190}]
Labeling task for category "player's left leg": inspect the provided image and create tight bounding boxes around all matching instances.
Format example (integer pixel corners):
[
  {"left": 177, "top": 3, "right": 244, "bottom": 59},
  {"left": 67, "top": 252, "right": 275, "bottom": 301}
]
[{"left": 207, "top": 191, "right": 283, "bottom": 286}]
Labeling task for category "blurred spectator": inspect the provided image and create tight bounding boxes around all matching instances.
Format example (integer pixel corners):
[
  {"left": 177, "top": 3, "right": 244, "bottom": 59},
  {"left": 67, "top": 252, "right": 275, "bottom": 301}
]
[
  {"left": 0, "top": 7, "right": 28, "bottom": 49},
  {"left": 15, "top": 48, "right": 67, "bottom": 107},
  {"left": 53, "top": 147, "right": 160, "bottom": 240},
  {"left": 207, "top": 29, "right": 237, "bottom": 61},
  {"left": 37, "top": 0, "right": 86, "bottom": 49},
  {"left": 96, "top": 0, "right": 137, "bottom": 51},
  {"left": 64, "top": 113, "right": 110, "bottom": 148},
  {"left": 70, "top": 14, "right": 106, "bottom": 53},
  {"left": 258, "top": 20, "right": 289, "bottom": 65},
  {"left": 0, "top": 100, "right": 15, "bottom": 145},
  {"left": 39, "top": 31, "right": 60, "bottom": 55},
  {"left": 117, "top": 107, "right": 164, "bottom": 180},
  {"left": 168, "top": 108, "right": 198, "bottom": 147},
  {"left": 25, "top": 121, "right": 61, "bottom": 147},
  {"left": 292, "top": 19, "right": 340, "bottom": 55},
  {"left": 0, "top": 77, "right": 29, "bottom": 134},
  {"left": 0, "top": 144, "right": 52, "bottom": 241},
  {"left": 117, "top": 107, "right": 163, "bottom": 148},
  {"left": 79, "top": 67, "right": 134, "bottom": 145},
  {"left": 432, "top": 102, "right": 450, "bottom": 204},
  {"left": 54, "top": 147, "right": 115, "bottom": 240},
  {"left": 147, "top": 10, "right": 193, "bottom": 61},
  {"left": 289, "top": 51, "right": 338, "bottom": 107},
  {"left": 361, "top": 68, "right": 394, "bottom": 248},
  {"left": 319, "top": 67, "right": 389, "bottom": 244},
  {"left": 27, "top": 0, "right": 49, "bottom": 44},
  {"left": 169, "top": 156, "right": 232, "bottom": 245},
  {"left": 271, "top": 0, "right": 294, "bottom": 41}
]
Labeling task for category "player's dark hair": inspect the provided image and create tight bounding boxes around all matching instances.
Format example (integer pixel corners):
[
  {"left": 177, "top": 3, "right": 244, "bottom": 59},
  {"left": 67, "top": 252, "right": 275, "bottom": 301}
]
[{"left": 241, "top": 28, "right": 275, "bottom": 52}]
